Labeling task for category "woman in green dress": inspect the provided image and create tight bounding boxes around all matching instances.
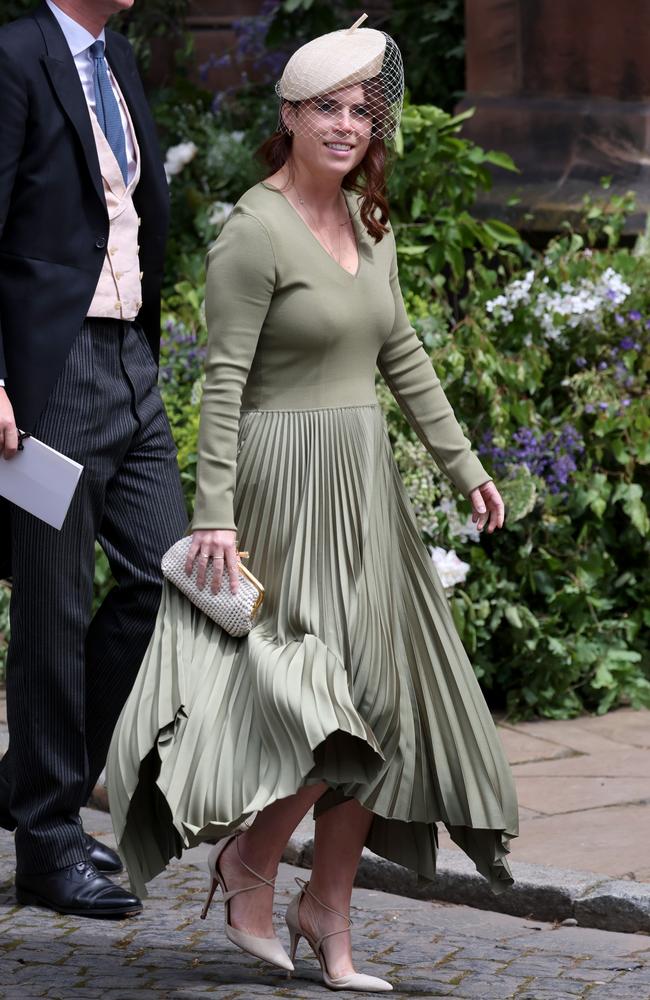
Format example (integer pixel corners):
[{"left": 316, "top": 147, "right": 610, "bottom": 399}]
[{"left": 107, "top": 17, "right": 518, "bottom": 993}]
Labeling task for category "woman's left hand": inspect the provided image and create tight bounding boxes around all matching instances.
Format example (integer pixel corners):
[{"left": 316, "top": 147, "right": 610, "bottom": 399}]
[{"left": 469, "top": 481, "right": 505, "bottom": 534}]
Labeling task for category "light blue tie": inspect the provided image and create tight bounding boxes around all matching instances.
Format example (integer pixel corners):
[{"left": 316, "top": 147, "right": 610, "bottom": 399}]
[{"left": 89, "top": 39, "right": 128, "bottom": 185}]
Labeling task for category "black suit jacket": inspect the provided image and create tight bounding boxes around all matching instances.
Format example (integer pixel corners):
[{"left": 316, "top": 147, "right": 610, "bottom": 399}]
[{"left": 0, "top": 4, "right": 170, "bottom": 578}]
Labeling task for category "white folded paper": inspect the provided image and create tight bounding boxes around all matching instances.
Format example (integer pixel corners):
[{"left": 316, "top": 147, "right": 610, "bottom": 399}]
[{"left": 0, "top": 435, "right": 83, "bottom": 530}]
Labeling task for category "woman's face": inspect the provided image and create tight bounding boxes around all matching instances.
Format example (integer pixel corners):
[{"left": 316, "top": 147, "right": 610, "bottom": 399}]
[{"left": 285, "top": 83, "right": 373, "bottom": 179}]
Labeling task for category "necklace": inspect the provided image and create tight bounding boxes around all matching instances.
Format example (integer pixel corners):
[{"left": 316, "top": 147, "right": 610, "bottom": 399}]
[{"left": 295, "top": 189, "right": 350, "bottom": 266}]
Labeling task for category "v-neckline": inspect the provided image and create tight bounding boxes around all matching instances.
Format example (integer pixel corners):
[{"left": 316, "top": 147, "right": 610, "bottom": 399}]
[{"left": 260, "top": 181, "right": 362, "bottom": 280}]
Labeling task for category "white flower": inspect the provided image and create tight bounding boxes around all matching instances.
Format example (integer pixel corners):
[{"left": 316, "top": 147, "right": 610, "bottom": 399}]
[
  {"left": 437, "top": 498, "right": 481, "bottom": 543},
  {"left": 487, "top": 264, "right": 631, "bottom": 342},
  {"left": 164, "top": 141, "right": 198, "bottom": 182},
  {"left": 208, "top": 201, "right": 234, "bottom": 229},
  {"left": 430, "top": 547, "right": 471, "bottom": 589},
  {"left": 230, "top": 130, "right": 245, "bottom": 144}
]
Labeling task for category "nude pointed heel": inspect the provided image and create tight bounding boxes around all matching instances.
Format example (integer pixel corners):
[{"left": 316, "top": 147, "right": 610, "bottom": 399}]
[
  {"left": 200, "top": 833, "right": 294, "bottom": 972},
  {"left": 285, "top": 877, "right": 393, "bottom": 992}
]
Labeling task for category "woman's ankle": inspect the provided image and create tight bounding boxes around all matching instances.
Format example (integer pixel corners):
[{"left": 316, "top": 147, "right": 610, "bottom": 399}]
[
  {"left": 305, "top": 879, "right": 351, "bottom": 921},
  {"left": 236, "top": 828, "right": 280, "bottom": 881}
]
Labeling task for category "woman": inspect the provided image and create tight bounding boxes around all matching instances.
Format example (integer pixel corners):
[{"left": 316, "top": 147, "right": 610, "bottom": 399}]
[{"left": 107, "top": 17, "right": 518, "bottom": 993}]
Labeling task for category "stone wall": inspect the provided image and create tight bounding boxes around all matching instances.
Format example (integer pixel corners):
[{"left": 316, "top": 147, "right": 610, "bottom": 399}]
[{"left": 460, "top": 0, "right": 650, "bottom": 232}]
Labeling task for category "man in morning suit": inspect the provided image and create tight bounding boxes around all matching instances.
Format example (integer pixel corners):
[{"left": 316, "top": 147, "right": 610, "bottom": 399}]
[{"left": 0, "top": 0, "right": 188, "bottom": 917}]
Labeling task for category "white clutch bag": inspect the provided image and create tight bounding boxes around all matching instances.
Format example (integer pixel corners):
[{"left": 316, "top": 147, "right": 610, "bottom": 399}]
[{"left": 161, "top": 537, "right": 265, "bottom": 637}]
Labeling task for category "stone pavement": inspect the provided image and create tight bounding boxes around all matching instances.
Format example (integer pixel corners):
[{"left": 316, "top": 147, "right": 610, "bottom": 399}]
[
  {"left": 1, "top": 811, "right": 650, "bottom": 1000},
  {"left": 1, "top": 694, "right": 650, "bottom": 932}
]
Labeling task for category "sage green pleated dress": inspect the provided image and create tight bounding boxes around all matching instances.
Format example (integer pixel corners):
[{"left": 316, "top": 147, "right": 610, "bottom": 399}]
[{"left": 106, "top": 181, "right": 518, "bottom": 898}]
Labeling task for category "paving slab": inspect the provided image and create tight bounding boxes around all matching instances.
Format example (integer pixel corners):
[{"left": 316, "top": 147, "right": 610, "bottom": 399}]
[
  {"left": 495, "top": 725, "right": 578, "bottom": 765},
  {"left": 511, "top": 747, "right": 650, "bottom": 778},
  {"left": 561, "top": 708, "right": 650, "bottom": 750},
  {"left": 500, "top": 718, "right": 636, "bottom": 755},
  {"left": 514, "top": 775, "right": 649, "bottom": 814},
  {"left": 465, "top": 802, "right": 650, "bottom": 879}
]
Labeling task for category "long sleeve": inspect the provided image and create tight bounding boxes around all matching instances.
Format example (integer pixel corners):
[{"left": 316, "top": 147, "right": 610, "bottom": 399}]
[
  {"left": 378, "top": 236, "right": 491, "bottom": 498},
  {"left": 192, "top": 212, "right": 276, "bottom": 530},
  {"left": 0, "top": 43, "right": 29, "bottom": 381}
]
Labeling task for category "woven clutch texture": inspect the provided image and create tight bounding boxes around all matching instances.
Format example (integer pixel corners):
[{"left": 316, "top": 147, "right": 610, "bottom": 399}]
[{"left": 161, "top": 537, "right": 264, "bottom": 637}]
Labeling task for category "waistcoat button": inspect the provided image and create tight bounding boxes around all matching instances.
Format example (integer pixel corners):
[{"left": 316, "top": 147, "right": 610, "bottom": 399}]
[{"left": 95, "top": 237, "right": 107, "bottom": 249}]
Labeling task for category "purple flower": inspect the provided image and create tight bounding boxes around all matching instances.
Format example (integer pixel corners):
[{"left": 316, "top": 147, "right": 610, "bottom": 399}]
[
  {"left": 478, "top": 423, "right": 584, "bottom": 495},
  {"left": 598, "top": 402, "right": 609, "bottom": 411},
  {"left": 597, "top": 361, "right": 608, "bottom": 371},
  {"left": 576, "top": 357, "right": 587, "bottom": 368},
  {"left": 622, "top": 398, "right": 631, "bottom": 407},
  {"left": 584, "top": 403, "right": 595, "bottom": 414},
  {"left": 628, "top": 310, "right": 642, "bottom": 321},
  {"left": 620, "top": 336, "right": 641, "bottom": 351},
  {"left": 614, "top": 314, "right": 626, "bottom": 326}
]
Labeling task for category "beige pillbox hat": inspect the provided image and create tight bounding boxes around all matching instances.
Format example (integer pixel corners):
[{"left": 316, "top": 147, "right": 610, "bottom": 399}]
[{"left": 275, "top": 14, "right": 404, "bottom": 141}]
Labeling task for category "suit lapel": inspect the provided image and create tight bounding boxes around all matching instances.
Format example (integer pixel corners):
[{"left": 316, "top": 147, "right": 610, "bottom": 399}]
[{"left": 34, "top": 4, "right": 105, "bottom": 209}]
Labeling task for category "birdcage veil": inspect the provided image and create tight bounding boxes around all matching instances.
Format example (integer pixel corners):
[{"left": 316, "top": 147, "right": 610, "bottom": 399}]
[{"left": 275, "top": 15, "right": 404, "bottom": 142}]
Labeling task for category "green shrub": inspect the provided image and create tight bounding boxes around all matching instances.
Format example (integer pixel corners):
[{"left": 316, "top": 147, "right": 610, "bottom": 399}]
[{"left": 395, "top": 199, "right": 650, "bottom": 718}]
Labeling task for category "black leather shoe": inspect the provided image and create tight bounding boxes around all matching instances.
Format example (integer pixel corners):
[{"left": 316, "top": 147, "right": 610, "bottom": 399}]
[
  {"left": 15, "top": 861, "right": 142, "bottom": 918},
  {"left": 85, "top": 833, "right": 123, "bottom": 874}
]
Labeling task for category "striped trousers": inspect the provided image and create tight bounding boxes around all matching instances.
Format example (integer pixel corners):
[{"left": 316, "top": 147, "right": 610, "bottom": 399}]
[{"left": 2, "top": 319, "right": 188, "bottom": 874}]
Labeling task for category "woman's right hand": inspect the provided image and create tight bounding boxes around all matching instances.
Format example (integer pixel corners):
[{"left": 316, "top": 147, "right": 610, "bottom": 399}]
[{"left": 185, "top": 529, "right": 239, "bottom": 594}]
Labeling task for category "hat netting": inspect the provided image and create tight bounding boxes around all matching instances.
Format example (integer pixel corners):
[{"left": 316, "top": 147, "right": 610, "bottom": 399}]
[{"left": 275, "top": 24, "right": 404, "bottom": 143}]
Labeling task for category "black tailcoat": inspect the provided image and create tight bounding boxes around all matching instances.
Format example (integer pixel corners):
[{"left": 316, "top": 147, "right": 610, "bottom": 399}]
[{"left": 0, "top": 4, "right": 170, "bottom": 578}]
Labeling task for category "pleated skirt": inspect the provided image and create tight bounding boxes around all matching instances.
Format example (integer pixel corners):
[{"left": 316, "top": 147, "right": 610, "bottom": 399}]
[{"left": 107, "top": 404, "right": 518, "bottom": 898}]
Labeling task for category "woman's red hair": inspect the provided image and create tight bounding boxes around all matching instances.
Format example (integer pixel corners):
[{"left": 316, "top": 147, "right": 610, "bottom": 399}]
[{"left": 256, "top": 131, "right": 390, "bottom": 243}]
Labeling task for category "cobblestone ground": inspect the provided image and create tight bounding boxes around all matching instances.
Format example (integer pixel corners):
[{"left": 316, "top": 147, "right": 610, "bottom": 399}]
[{"left": 1, "top": 825, "right": 649, "bottom": 1000}]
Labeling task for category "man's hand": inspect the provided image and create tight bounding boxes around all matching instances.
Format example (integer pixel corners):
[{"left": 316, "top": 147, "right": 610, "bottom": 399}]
[{"left": 0, "top": 388, "right": 18, "bottom": 459}]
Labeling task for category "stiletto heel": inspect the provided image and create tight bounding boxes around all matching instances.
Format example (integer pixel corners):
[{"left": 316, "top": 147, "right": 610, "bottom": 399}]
[
  {"left": 289, "top": 928, "right": 301, "bottom": 963},
  {"left": 201, "top": 833, "right": 294, "bottom": 972},
  {"left": 285, "top": 877, "right": 392, "bottom": 992},
  {"left": 200, "top": 875, "right": 219, "bottom": 919}
]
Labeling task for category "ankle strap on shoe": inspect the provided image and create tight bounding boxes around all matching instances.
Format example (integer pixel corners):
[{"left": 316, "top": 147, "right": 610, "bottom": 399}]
[
  {"left": 221, "top": 837, "right": 276, "bottom": 902},
  {"left": 295, "top": 877, "right": 352, "bottom": 947}
]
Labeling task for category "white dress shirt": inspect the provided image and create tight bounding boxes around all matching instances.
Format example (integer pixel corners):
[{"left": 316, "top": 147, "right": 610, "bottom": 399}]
[{"left": 45, "top": 0, "right": 137, "bottom": 183}]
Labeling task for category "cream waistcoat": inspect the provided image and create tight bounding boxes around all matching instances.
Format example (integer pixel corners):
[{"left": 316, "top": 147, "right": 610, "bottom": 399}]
[{"left": 87, "top": 78, "right": 143, "bottom": 321}]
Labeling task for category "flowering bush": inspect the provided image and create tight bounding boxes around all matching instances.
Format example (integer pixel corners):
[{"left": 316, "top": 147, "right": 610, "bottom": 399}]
[{"left": 397, "top": 205, "right": 650, "bottom": 718}]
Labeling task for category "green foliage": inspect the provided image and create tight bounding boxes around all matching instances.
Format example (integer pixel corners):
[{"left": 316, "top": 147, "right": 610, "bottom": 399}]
[
  {"left": 111, "top": 0, "right": 191, "bottom": 73},
  {"left": 389, "top": 0, "right": 465, "bottom": 108},
  {"left": 0, "top": 0, "right": 37, "bottom": 24},
  {"left": 402, "top": 194, "right": 650, "bottom": 718},
  {"left": 152, "top": 88, "right": 267, "bottom": 313},
  {"left": 390, "top": 103, "right": 521, "bottom": 290}
]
